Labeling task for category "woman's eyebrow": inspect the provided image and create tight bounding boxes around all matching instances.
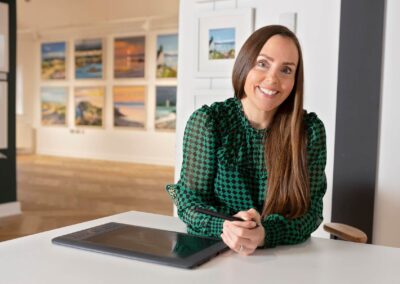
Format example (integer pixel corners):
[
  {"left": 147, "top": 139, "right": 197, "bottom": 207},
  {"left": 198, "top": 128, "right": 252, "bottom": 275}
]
[{"left": 258, "top": 53, "right": 296, "bottom": 66}]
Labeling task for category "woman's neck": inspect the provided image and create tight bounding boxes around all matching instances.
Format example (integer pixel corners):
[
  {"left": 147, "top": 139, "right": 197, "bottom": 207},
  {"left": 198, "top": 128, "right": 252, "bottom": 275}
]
[{"left": 241, "top": 97, "right": 277, "bottom": 130}]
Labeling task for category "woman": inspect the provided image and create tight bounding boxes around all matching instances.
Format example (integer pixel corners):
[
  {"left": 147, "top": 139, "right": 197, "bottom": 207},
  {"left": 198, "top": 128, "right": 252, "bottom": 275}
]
[{"left": 167, "top": 25, "right": 326, "bottom": 255}]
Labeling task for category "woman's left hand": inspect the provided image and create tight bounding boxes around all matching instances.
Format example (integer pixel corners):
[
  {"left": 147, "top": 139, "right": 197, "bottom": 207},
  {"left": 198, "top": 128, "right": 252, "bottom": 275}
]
[{"left": 221, "top": 208, "right": 265, "bottom": 256}]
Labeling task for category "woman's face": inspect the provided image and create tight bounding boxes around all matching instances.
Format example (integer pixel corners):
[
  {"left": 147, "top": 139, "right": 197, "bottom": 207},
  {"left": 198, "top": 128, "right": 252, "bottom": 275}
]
[{"left": 243, "top": 35, "right": 299, "bottom": 114}]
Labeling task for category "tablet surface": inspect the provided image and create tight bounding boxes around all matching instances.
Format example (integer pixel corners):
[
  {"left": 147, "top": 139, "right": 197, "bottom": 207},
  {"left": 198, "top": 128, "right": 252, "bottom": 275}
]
[{"left": 52, "top": 222, "right": 228, "bottom": 269}]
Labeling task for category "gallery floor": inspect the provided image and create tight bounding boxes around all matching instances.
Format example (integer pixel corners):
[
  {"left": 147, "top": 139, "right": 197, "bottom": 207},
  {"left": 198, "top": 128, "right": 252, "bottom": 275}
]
[{"left": 0, "top": 154, "right": 174, "bottom": 242}]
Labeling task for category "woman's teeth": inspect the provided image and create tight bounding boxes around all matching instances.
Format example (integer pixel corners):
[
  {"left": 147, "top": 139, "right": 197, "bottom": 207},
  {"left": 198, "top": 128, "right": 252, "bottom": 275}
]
[{"left": 258, "top": 86, "right": 278, "bottom": 96}]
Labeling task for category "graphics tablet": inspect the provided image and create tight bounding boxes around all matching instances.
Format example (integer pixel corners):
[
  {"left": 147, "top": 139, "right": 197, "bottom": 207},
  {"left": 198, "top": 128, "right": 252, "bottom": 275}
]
[{"left": 52, "top": 222, "right": 228, "bottom": 269}]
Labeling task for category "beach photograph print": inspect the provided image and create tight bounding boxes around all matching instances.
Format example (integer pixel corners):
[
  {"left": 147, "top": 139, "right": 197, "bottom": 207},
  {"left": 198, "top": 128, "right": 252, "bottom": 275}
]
[
  {"left": 74, "top": 87, "right": 104, "bottom": 127},
  {"left": 114, "top": 36, "right": 145, "bottom": 78},
  {"left": 156, "top": 34, "right": 178, "bottom": 78},
  {"left": 41, "top": 87, "right": 68, "bottom": 126},
  {"left": 41, "top": 42, "right": 66, "bottom": 80},
  {"left": 208, "top": 28, "right": 235, "bottom": 60},
  {"left": 113, "top": 86, "right": 146, "bottom": 128},
  {"left": 155, "top": 86, "right": 176, "bottom": 130},
  {"left": 75, "top": 38, "right": 103, "bottom": 79}
]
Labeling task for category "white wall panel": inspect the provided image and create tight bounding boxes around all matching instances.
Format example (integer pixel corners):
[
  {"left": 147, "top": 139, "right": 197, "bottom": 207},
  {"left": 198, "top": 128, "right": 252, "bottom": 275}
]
[
  {"left": 0, "top": 3, "right": 9, "bottom": 73},
  {"left": 374, "top": 0, "right": 400, "bottom": 247}
]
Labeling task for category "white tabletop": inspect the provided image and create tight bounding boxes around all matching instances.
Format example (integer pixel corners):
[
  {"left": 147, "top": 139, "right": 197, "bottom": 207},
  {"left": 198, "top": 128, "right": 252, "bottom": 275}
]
[{"left": 0, "top": 211, "right": 399, "bottom": 284}]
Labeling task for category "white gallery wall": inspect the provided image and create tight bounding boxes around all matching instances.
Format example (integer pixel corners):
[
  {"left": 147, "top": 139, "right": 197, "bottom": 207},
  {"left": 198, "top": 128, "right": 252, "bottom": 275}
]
[
  {"left": 176, "top": 0, "right": 341, "bottom": 238},
  {"left": 16, "top": 36, "right": 35, "bottom": 151},
  {"left": 16, "top": 0, "right": 179, "bottom": 166},
  {"left": 374, "top": 0, "right": 400, "bottom": 247}
]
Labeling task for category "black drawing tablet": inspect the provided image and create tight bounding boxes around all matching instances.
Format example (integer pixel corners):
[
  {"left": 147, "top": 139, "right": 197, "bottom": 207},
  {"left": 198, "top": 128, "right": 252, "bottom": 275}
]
[{"left": 52, "top": 222, "right": 228, "bottom": 269}]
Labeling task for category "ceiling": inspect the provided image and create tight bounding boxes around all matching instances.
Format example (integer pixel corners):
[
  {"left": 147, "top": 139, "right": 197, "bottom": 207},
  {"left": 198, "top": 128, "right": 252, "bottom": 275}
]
[{"left": 17, "top": 0, "right": 179, "bottom": 32}]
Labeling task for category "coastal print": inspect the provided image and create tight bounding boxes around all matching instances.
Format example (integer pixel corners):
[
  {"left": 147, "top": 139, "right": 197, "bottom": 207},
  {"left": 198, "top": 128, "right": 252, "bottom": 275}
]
[
  {"left": 208, "top": 28, "right": 235, "bottom": 60},
  {"left": 74, "top": 87, "right": 104, "bottom": 126},
  {"left": 113, "top": 86, "right": 146, "bottom": 128},
  {"left": 114, "top": 36, "right": 145, "bottom": 78},
  {"left": 41, "top": 42, "right": 66, "bottom": 80},
  {"left": 156, "top": 34, "right": 178, "bottom": 78},
  {"left": 75, "top": 38, "right": 103, "bottom": 79},
  {"left": 41, "top": 87, "right": 68, "bottom": 126},
  {"left": 155, "top": 86, "right": 176, "bottom": 130}
]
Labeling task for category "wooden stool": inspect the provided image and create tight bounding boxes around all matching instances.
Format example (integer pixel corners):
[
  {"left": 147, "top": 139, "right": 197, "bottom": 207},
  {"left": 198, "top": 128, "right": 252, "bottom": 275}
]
[{"left": 323, "top": 222, "right": 368, "bottom": 243}]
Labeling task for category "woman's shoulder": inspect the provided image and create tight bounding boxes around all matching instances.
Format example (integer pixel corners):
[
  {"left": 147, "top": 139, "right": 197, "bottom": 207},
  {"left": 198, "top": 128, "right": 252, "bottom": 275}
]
[
  {"left": 303, "top": 111, "right": 326, "bottom": 148},
  {"left": 188, "top": 97, "right": 239, "bottom": 128}
]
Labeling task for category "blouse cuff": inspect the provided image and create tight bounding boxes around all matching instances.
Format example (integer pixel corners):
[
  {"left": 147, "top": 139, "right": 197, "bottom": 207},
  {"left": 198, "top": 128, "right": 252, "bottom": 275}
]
[
  {"left": 187, "top": 216, "right": 225, "bottom": 239},
  {"left": 262, "top": 214, "right": 287, "bottom": 248}
]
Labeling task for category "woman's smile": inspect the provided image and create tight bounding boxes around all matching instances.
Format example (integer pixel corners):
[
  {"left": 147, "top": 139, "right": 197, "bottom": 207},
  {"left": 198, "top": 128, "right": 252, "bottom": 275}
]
[{"left": 257, "top": 86, "right": 279, "bottom": 97}]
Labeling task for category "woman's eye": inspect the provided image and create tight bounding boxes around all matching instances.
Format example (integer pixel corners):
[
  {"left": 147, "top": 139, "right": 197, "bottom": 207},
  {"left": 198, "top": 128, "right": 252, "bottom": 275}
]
[
  {"left": 256, "top": 60, "right": 268, "bottom": 68},
  {"left": 282, "top": 66, "right": 293, "bottom": 75}
]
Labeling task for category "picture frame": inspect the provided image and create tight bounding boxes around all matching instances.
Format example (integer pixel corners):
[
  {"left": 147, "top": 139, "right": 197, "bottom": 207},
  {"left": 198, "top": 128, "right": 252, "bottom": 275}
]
[
  {"left": 75, "top": 38, "right": 104, "bottom": 79},
  {"left": 114, "top": 36, "right": 145, "bottom": 79},
  {"left": 155, "top": 86, "right": 176, "bottom": 131},
  {"left": 156, "top": 34, "right": 178, "bottom": 78},
  {"left": 0, "top": 3, "right": 9, "bottom": 73},
  {"left": 113, "top": 86, "right": 146, "bottom": 129},
  {"left": 74, "top": 87, "right": 105, "bottom": 127},
  {"left": 40, "top": 86, "right": 68, "bottom": 126},
  {"left": 41, "top": 42, "right": 67, "bottom": 80},
  {"left": 195, "top": 8, "right": 254, "bottom": 78}
]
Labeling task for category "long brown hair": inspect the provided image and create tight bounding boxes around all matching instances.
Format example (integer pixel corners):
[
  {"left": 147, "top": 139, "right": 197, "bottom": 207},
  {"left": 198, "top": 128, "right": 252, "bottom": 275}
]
[{"left": 232, "top": 25, "right": 309, "bottom": 219}]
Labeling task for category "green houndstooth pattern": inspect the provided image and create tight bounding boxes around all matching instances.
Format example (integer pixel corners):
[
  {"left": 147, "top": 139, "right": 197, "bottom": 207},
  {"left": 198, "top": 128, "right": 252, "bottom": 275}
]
[{"left": 166, "top": 98, "right": 327, "bottom": 248}]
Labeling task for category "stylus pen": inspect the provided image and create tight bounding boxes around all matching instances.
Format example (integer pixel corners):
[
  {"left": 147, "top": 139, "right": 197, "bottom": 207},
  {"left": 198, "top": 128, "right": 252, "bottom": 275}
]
[
  {"left": 194, "top": 208, "right": 260, "bottom": 228},
  {"left": 195, "top": 208, "right": 244, "bottom": 221}
]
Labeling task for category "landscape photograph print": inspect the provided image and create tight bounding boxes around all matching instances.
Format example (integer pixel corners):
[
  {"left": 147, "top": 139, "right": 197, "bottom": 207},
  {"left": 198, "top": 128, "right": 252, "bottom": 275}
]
[
  {"left": 113, "top": 86, "right": 146, "bottom": 128},
  {"left": 41, "top": 87, "right": 68, "bottom": 126},
  {"left": 114, "top": 36, "right": 145, "bottom": 78},
  {"left": 41, "top": 42, "right": 66, "bottom": 80},
  {"left": 155, "top": 86, "right": 176, "bottom": 130},
  {"left": 156, "top": 34, "right": 178, "bottom": 78},
  {"left": 208, "top": 27, "right": 235, "bottom": 60},
  {"left": 75, "top": 38, "right": 103, "bottom": 79},
  {"left": 74, "top": 87, "right": 104, "bottom": 127}
]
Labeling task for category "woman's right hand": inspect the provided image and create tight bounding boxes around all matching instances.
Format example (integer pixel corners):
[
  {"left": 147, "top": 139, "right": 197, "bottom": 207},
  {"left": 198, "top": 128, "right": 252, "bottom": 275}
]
[{"left": 221, "top": 209, "right": 265, "bottom": 255}]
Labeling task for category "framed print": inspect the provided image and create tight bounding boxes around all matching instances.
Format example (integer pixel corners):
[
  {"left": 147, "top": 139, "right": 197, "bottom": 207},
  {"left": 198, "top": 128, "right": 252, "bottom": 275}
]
[
  {"left": 156, "top": 34, "right": 178, "bottom": 78},
  {"left": 74, "top": 87, "right": 104, "bottom": 127},
  {"left": 155, "top": 86, "right": 176, "bottom": 130},
  {"left": 208, "top": 28, "right": 235, "bottom": 60},
  {"left": 0, "top": 3, "right": 9, "bottom": 73},
  {"left": 41, "top": 42, "right": 66, "bottom": 80},
  {"left": 40, "top": 86, "right": 68, "bottom": 126},
  {"left": 195, "top": 8, "right": 254, "bottom": 77},
  {"left": 113, "top": 86, "right": 146, "bottom": 128},
  {"left": 114, "top": 36, "right": 145, "bottom": 78},
  {"left": 75, "top": 38, "right": 103, "bottom": 79}
]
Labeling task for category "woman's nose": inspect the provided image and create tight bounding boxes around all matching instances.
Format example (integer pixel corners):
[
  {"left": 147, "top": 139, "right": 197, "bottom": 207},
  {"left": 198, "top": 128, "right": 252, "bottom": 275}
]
[{"left": 264, "top": 69, "right": 278, "bottom": 86}]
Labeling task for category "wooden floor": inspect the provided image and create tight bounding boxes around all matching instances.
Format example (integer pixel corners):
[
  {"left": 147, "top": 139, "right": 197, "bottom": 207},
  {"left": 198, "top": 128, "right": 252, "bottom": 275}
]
[{"left": 0, "top": 154, "right": 175, "bottom": 242}]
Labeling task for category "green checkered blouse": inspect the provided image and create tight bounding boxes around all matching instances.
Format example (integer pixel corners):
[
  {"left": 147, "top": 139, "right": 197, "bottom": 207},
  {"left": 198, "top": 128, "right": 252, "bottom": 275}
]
[{"left": 166, "top": 98, "right": 327, "bottom": 248}]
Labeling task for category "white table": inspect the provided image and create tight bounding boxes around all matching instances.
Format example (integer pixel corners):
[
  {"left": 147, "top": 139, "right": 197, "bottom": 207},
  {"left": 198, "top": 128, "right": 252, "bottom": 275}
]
[{"left": 0, "top": 211, "right": 399, "bottom": 284}]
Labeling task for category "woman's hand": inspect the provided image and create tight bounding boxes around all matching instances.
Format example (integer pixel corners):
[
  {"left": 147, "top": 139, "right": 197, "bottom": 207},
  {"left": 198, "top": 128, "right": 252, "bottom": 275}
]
[{"left": 221, "top": 208, "right": 265, "bottom": 256}]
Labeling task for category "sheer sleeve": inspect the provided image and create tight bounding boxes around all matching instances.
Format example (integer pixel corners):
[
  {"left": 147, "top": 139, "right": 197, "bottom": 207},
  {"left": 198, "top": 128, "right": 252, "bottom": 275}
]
[
  {"left": 166, "top": 106, "right": 227, "bottom": 238},
  {"left": 261, "top": 113, "right": 327, "bottom": 248}
]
